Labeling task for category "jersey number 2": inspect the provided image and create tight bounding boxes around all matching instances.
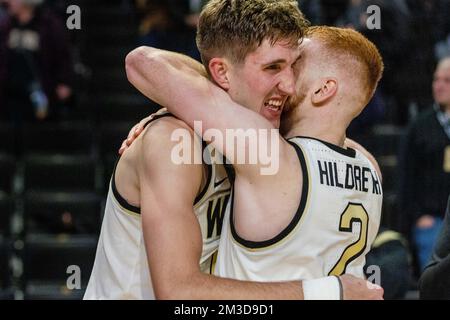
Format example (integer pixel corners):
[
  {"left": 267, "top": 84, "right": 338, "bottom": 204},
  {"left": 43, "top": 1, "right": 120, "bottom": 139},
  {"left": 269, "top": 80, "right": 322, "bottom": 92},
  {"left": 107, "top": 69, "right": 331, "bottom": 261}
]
[{"left": 328, "top": 203, "right": 369, "bottom": 276}]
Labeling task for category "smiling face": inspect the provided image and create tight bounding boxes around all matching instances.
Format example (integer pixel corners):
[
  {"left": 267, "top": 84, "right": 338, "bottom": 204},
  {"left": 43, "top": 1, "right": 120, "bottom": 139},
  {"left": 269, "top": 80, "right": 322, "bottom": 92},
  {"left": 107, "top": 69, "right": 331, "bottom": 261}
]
[{"left": 225, "top": 38, "right": 301, "bottom": 128}]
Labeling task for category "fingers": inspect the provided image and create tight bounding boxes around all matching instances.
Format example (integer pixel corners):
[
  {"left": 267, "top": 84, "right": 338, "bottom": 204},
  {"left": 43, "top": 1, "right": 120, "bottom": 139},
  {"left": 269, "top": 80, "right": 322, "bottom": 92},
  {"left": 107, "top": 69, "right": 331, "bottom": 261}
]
[
  {"left": 127, "top": 124, "right": 139, "bottom": 141},
  {"left": 118, "top": 140, "right": 127, "bottom": 155},
  {"left": 133, "top": 125, "right": 143, "bottom": 140},
  {"left": 365, "top": 281, "right": 384, "bottom": 300}
]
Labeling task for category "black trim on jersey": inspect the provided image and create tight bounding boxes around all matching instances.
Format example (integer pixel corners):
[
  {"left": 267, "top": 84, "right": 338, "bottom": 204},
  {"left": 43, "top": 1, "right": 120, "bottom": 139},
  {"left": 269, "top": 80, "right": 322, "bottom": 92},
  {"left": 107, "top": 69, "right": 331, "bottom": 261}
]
[
  {"left": 143, "top": 111, "right": 174, "bottom": 129},
  {"left": 111, "top": 111, "right": 211, "bottom": 214},
  {"left": 111, "top": 161, "right": 141, "bottom": 214},
  {"left": 291, "top": 136, "right": 356, "bottom": 158},
  {"left": 223, "top": 163, "right": 236, "bottom": 185},
  {"left": 229, "top": 140, "right": 309, "bottom": 249},
  {"left": 194, "top": 139, "right": 212, "bottom": 205}
]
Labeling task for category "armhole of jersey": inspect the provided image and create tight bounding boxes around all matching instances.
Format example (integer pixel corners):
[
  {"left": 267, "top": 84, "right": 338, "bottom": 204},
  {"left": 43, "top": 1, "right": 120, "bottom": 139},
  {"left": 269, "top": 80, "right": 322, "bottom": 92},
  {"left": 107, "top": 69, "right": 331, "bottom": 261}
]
[
  {"left": 229, "top": 140, "right": 310, "bottom": 249},
  {"left": 110, "top": 111, "right": 175, "bottom": 215},
  {"left": 111, "top": 159, "right": 141, "bottom": 214},
  {"left": 194, "top": 140, "right": 212, "bottom": 205}
]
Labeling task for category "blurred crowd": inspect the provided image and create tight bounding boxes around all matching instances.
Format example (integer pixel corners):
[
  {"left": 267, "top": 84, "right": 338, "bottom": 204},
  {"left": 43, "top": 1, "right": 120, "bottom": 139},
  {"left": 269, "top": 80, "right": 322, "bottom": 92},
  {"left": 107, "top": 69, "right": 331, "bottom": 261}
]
[
  {"left": 0, "top": 0, "right": 449, "bottom": 299},
  {"left": 1, "top": 0, "right": 449, "bottom": 127},
  {"left": 0, "top": 0, "right": 75, "bottom": 124}
]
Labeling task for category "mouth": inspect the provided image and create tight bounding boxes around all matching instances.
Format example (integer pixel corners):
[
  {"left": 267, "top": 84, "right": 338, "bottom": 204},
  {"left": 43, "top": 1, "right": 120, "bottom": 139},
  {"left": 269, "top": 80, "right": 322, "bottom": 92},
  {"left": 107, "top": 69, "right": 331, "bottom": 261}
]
[
  {"left": 261, "top": 98, "right": 286, "bottom": 127},
  {"left": 264, "top": 98, "right": 283, "bottom": 111},
  {"left": 263, "top": 97, "right": 285, "bottom": 114}
]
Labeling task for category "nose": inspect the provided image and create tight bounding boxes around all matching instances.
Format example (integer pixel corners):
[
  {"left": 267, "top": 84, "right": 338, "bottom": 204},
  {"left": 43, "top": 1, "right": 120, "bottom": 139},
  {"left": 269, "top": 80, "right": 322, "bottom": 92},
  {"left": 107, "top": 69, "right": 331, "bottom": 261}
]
[{"left": 277, "top": 68, "right": 296, "bottom": 96}]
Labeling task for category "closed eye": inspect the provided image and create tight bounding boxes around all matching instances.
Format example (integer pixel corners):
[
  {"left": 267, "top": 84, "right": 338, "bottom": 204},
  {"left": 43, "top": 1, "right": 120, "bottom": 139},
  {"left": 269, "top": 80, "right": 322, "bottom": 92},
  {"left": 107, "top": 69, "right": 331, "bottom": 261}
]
[
  {"left": 265, "top": 64, "right": 282, "bottom": 71},
  {"left": 291, "top": 55, "right": 302, "bottom": 69}
]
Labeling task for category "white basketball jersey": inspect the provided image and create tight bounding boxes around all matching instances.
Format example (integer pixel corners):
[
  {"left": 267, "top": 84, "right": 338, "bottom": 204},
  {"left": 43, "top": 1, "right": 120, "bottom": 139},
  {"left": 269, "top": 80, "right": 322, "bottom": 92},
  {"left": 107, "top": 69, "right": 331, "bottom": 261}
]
[
  {"left": 215, "top": 137, "right": 382, "bottom": 282},
  {"left": 84, "top": 125, "right": 230, "bottom": 300}
]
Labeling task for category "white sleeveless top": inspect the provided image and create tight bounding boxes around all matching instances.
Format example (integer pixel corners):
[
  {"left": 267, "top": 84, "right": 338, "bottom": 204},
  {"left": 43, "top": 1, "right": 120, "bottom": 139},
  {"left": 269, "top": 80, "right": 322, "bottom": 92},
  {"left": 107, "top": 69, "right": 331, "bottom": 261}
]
[
  {"left": 84, "top": 121, "right": 230, "bottom": 299},
  {"left": 215, "top": 137, "right": 382, "bottom": 281}
]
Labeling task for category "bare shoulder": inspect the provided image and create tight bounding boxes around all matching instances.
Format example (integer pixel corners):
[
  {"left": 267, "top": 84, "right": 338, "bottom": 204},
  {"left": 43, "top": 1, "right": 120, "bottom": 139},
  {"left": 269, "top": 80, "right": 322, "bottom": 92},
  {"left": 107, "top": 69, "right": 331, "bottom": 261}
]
[
  {"left": 141, "top": 116, "right": 195, "bottom": 145},
  {"left": 345, "top": 138, "right": 382, "bottom": 181},
  {"left": 138, "top": 116, "right": 202, "bottom": 176},
  {"left": 138, "top": 115, "right": 204, "bottom": 204}
]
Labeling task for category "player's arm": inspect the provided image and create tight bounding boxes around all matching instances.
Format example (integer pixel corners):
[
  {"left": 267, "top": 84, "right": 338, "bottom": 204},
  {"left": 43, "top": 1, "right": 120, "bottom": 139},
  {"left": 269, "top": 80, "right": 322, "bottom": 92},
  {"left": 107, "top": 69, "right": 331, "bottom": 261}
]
[
  {"left": 125, "top": 47, "right": 271, "bottom": 132},
  {"left": 139, "top": 120, "right": 303, "bottom": 299},
  {"left": 125, "top": 47, "right": 281, "bottom": 175}
]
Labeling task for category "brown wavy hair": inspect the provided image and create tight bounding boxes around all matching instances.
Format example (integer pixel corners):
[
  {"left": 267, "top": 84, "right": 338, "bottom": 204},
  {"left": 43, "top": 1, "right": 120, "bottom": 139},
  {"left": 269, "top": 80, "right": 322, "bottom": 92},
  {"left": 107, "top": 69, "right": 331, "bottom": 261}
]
[{"left": 197, "top": 0, "right": 309, "bottom": 71}]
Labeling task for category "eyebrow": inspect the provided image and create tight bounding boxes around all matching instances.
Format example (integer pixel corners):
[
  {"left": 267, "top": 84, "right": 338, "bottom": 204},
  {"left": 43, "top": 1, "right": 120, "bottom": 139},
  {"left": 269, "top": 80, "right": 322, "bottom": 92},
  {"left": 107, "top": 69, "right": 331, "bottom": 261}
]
[
  {"left": 262, "top": 53, "right": 302, "bottom": 67},
  {"left": 262, "top": 59, "right": 286, "bottom": 67}
]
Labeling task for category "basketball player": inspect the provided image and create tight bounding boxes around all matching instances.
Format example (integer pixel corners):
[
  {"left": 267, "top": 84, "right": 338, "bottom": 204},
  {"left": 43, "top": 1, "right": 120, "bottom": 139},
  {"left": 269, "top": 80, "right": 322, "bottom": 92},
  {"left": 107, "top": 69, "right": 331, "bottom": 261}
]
[
  {"left": 126, "top": 26, "right": 384, "bottom": 299},
  {"left": 86, "top": 0, "right": 377, "bottom": 300}
]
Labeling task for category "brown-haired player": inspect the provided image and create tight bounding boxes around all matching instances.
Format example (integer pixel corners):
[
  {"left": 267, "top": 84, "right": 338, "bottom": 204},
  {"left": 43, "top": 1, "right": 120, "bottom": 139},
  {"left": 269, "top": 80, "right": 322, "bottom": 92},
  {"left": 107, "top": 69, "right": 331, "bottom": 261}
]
[
  {"left": 126, "top": 25, "right": 385, "bottom": 300},
  {"left": 86, "top": 0, "right": 347, "bottom": 300}
]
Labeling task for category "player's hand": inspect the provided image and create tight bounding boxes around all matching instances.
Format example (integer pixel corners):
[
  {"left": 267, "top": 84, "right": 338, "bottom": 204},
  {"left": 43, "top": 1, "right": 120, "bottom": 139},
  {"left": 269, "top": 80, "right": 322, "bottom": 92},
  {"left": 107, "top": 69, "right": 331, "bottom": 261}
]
[
  {"left": 340, "top": 274, "right": 384, "bottom": 300},
  {"left": 118, "top": 108, "right": 168, "bottom": 155}
]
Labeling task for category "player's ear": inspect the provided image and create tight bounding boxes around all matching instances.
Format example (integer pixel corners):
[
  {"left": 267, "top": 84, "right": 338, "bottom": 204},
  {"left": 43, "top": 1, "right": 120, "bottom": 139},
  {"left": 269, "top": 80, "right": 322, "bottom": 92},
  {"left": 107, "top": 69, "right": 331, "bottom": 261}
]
[
  {"left": 311, "top": 78, "right": 337, "bottom": 105},
  {"left": 209, "top": 58, "right": 231, "bottom": 90}
]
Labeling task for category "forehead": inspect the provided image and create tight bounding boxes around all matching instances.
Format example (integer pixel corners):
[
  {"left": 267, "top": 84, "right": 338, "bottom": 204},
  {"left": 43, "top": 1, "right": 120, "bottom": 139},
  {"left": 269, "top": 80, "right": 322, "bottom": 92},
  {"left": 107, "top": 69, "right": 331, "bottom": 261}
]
[
  {"left": 435, "top": 64, "right": 450, "bottom": 77},
  {"left": 245, "top": 38, "right": 301, "bottom": 64}
]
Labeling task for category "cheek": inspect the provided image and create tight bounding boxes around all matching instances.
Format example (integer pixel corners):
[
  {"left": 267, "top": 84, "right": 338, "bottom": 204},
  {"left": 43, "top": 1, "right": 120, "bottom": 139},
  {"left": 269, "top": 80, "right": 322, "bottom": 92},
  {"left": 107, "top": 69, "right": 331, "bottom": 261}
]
[{"left": 295, "top": 78, "right": 308, "bottom": 95}]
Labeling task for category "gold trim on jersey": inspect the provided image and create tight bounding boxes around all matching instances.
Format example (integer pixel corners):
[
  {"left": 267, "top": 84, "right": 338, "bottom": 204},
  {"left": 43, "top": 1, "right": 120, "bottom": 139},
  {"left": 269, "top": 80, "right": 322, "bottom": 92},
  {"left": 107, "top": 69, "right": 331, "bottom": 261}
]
[
  {"left": 328, "top": 203, "right": 369, "bottom": 276},
  {"left": 209, "top": 251, "right": 218, "bottom": 275}
]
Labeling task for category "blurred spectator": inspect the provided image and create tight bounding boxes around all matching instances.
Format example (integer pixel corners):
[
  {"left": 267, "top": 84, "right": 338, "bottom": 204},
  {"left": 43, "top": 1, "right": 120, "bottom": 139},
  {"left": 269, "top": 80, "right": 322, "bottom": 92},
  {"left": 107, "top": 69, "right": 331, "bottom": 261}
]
[
  {"left": 0, "top": 0, "right": 73, "bottom": 124},
  {"left": 0, "top": 2, "right": 6, "bottom": 20},
  {"left": 397, "top": 57, "right": 450, "bottom": 274},
  {"left": 405, "top": 0, "right": 450, "bottom": 121},
  {"left": 419, "top": 195, "right": 450, "bottom": 300},
  {"left": 365, "top": 227, "right": 412, "bottom": 300},
  {"left": 135, "top": 0, "right": 207, "bottom": 61}
]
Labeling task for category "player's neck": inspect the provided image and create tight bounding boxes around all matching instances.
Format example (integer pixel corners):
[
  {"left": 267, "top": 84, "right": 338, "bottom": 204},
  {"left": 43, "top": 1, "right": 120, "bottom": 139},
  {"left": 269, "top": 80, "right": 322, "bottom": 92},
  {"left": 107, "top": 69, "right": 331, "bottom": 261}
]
[{"left": 285, "top": 116, "right": 347, "bottom": 147}]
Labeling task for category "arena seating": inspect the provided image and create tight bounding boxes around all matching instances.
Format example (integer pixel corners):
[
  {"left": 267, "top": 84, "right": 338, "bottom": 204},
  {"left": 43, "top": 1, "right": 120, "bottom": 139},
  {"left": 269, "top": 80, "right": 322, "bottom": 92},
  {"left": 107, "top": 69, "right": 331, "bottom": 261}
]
[
  {"left": 0, "top": 154, "right": 16, "bottom": 195},
  {"left": 23, "top": 155, "right": 99, "bottom": 193},
  {"left": 23, "top": 234, "right": 97, "bottom": 299},
  {"left": 24, "top": 191, "right": 102, "bottom": 235},
  {"left": 0, "top": 193, "right": 13, "bottom": 237},
  {"left": 21, "top": 122, "right": 95, "bottom": 156},
  {"left": 0, "top": 236, "right": 11, "bottom": 290}
]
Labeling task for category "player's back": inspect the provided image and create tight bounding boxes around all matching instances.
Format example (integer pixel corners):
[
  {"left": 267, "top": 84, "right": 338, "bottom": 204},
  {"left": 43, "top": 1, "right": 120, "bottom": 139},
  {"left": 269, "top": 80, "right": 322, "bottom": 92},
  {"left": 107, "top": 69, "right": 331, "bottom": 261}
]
[{"left": 215, "top": 137, "right": 382, "bottom": 281}]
